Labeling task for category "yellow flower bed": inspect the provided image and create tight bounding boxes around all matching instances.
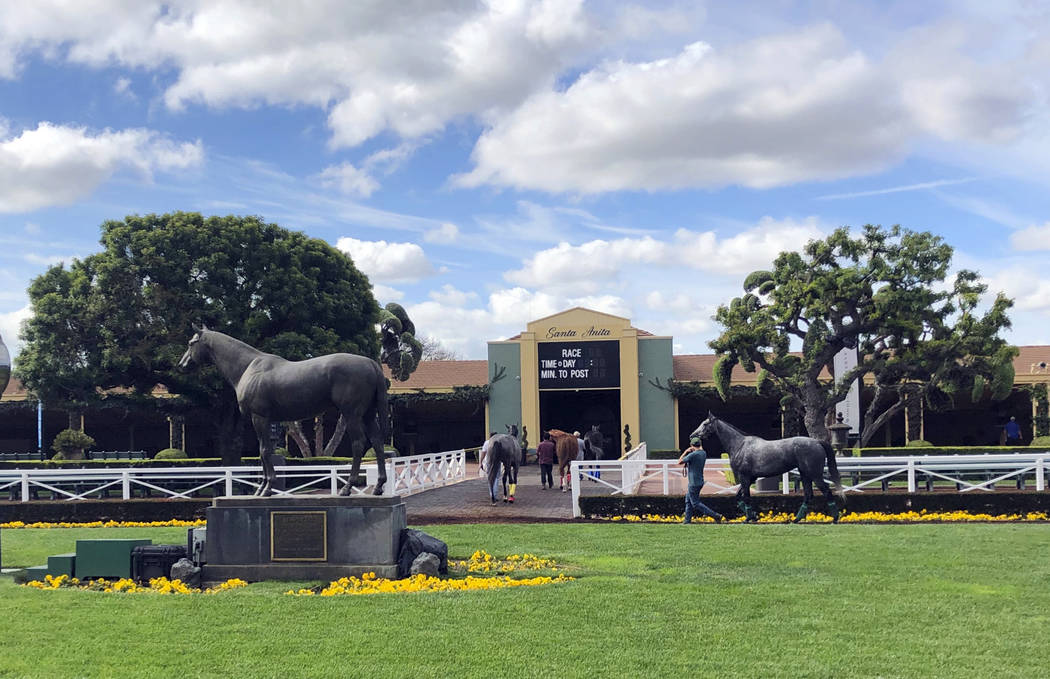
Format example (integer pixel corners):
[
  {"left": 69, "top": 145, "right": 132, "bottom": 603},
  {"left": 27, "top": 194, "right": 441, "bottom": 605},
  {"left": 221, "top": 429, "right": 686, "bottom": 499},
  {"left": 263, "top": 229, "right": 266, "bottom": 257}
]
[
  {"left": 450, "top": 550, "right": 559, "bottom": 573},
  {"left": 1, "top": 519, "right": 206, "bottom": 529},
  {"left": 602, "top": 510, "right": 1050, "bottom": 523},
  {"left": 287, "top": 570, "right": 573, "bottom": 596},
  {"left": 23, "top": 573, "right": 247, "bottom": 595}
]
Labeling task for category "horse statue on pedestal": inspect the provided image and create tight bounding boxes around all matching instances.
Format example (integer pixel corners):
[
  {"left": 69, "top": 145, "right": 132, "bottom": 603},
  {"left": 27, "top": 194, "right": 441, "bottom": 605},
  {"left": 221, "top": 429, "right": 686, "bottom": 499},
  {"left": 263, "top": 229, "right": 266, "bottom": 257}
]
[
  {"left": 178, "top": 325, "right": 389, "bottom": 497},
  {"left": 690, "top": 413, "right": 843, "bottom": 523},
  {"left": 485, "top": 424, "right": 520, "bottom": 504}
]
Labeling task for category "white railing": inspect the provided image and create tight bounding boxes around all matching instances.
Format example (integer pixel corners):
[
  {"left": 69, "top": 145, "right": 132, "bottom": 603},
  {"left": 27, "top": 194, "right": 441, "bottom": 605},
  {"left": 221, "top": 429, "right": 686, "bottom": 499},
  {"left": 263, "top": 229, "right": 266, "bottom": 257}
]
[
  {"left": 0, "top": 449, "right": 466, "bottom": 503},
  {"left": 570, "top": 450, "right": 1050, "bottom": 518}
]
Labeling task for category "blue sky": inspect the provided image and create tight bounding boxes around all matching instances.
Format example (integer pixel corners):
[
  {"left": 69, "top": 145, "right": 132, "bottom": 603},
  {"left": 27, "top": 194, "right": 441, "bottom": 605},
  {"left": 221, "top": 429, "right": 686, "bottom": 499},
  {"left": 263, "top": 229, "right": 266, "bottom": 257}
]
[{"left": 2, "top": 0, "right": 1050, "bottom": 362}]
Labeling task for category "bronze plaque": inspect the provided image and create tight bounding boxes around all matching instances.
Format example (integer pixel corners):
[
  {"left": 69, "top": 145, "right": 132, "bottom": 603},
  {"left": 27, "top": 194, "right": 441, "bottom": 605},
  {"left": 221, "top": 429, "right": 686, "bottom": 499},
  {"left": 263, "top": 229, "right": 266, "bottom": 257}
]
[{"left": 270, "top": 511, "right": 328, "bottom": 561}]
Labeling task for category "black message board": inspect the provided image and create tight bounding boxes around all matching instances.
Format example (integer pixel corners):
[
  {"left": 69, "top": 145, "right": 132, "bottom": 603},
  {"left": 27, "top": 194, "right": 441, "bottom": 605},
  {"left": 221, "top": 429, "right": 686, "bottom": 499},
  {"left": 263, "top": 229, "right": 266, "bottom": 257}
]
[{"left": 538, "top": 340, "right": 620, "bottom": 389}]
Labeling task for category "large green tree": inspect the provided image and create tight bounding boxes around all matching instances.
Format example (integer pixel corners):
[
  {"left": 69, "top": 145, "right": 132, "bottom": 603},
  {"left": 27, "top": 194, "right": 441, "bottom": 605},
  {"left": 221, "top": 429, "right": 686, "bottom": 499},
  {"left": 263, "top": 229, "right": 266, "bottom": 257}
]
[
  {"left": 709, "top": 225, "right": 1016, "bottom": 444},
  {"left": 18, "top": 212, "right": 401, "bottom": 463}
]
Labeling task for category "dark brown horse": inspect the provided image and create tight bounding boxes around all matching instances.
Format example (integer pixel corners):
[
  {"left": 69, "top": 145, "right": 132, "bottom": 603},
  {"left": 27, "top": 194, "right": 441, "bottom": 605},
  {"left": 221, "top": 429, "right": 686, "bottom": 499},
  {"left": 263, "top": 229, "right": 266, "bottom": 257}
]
[
  {"left": 548, "top": 429, "right": 578, "bottom": 492},
  {"left": 178, "top": 325, "right": 389, "bottom": 496}
]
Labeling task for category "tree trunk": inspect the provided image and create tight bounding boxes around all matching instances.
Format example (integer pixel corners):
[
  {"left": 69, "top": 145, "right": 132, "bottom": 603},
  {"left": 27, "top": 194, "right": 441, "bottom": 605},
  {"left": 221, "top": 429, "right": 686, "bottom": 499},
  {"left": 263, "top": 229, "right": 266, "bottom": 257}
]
[
  {"left": 286, "top": 420, "right": 313, "bottom": 457},
  {"left": 314, "top": 415, "right": 325, "bottom": 457},
  {"left": 802, "top": 387, "right": 830, "bottom": 441},
  {"left": 322, "top": 415, "right": 348, "bottom": 457},
  {"left": 68, "top": 409, "right": 82, "bottom": 432}
]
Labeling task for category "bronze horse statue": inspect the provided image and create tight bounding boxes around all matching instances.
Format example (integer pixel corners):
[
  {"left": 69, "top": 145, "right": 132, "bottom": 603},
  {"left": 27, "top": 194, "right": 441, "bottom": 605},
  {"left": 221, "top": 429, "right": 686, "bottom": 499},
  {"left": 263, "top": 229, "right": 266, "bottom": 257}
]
[
  {"left": 178, "top": 325, "right": 389, "bottom": 496},
  {"left": 691, "top": 413, "right": 843, "bottom": 522}
]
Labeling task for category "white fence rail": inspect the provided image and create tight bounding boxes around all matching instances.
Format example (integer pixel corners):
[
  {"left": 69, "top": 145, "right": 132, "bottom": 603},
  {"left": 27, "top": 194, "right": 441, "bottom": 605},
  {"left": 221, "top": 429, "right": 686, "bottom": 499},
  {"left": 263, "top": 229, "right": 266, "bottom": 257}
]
[
  {"left": 570, "top": 450, "right": 1050, "bottom": 518},
  {"left": 0, "top": 449, "right": 466, "bottom": 503}
]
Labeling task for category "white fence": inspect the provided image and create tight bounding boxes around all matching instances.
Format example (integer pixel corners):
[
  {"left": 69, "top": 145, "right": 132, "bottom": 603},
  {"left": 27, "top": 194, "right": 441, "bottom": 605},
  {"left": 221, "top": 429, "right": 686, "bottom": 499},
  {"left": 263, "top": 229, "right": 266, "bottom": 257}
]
[
  {"left": 570, "top": 449, "right": 1050, "bottom": 518},
  {"left": 0, "top": 449, "right": 466, "bottom": 503}
]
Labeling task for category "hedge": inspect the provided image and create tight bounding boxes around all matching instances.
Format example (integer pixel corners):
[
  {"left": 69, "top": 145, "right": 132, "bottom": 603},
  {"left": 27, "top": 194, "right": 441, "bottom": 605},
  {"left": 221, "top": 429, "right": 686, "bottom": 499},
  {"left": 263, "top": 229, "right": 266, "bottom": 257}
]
[
  {"left": 0, "top": 456, "right": 367, "bottom": 471},
  {"left": 579, "top": 491, "right": 1050, "bottom": 519},
  {"left": 0, "top": 499, "right": 210, "bottom": 524}
]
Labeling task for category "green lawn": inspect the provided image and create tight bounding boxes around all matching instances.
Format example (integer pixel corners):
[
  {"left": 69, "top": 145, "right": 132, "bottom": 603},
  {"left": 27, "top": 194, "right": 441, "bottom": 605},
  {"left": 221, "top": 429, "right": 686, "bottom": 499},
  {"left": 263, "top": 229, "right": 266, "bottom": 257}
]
[{"left": 2, "top": 523, "right": 1049, "bottom": 678}]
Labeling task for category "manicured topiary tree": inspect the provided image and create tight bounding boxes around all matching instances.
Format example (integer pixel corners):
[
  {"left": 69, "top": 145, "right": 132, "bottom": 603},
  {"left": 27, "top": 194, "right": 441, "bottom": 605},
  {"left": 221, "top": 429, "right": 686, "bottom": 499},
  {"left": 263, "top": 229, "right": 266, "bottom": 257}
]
[{"left": 52, "top": 428, "right": 96, "bottom": 460}]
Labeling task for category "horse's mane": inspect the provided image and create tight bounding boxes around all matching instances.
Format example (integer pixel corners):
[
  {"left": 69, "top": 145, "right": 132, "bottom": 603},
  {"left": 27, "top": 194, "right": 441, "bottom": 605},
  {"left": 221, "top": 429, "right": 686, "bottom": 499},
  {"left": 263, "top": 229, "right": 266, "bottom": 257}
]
[{"left": 712, "top": 416, "right": 749, "bottom": 438}]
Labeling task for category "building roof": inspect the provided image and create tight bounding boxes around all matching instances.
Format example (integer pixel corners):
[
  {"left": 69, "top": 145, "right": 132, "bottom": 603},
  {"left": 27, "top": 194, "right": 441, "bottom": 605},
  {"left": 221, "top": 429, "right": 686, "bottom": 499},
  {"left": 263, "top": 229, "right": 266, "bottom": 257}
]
[
  {"left": 384, "top": 360, "right": 489, "bottom": 392},
  {"left": 5, "top": 346, "right": 1049, "bottom": 400}
]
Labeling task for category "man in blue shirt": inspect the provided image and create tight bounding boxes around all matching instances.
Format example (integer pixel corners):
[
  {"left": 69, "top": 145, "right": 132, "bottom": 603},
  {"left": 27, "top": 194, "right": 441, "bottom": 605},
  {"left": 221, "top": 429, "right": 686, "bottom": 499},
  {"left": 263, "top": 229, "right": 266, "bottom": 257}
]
[
  {"left": 1005, "top": 417, "right": 1022, "bottom": 445},
  {"left": 678, "top": 436, "right": 724, "bottom": 524}
]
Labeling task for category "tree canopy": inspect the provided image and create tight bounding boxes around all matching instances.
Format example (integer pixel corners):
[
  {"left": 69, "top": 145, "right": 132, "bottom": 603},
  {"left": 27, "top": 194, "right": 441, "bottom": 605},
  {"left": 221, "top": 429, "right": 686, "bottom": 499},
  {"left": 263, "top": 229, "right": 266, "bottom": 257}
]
[
  {"left": 709, "top": 224, "right": 1016, "bottom": 444},
  {"left": 17, "top": 212, "right": 408, "bottom": 461}
]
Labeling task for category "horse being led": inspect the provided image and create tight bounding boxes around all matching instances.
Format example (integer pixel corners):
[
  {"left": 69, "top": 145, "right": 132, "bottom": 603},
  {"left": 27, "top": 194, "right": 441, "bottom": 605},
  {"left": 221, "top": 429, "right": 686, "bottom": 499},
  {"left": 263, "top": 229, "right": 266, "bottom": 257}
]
[
  {"left": 690, "top": 413, "right": 843, "bottom": 523},
  {"left": 548, "top": 429, "right": 579, "bottom": 492},
  {"left": 582, "top": 425, "right": 604, "bottom": 480},
  {"left": 178, "top": 325, "right": 389, "bottom": 497},
  {"left": 485, "top": 424, "right": 520, "bottom": 504}
]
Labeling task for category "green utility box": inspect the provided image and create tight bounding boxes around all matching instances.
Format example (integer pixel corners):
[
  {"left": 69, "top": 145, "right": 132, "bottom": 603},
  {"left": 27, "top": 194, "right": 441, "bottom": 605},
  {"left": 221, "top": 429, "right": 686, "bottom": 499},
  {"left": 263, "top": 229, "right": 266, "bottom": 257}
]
[
  {"left": 22, "top": 565, "right": 49, "bottom": 582},
  {"left": 75, "top": 539, "right": 151, "bottom": 579},
  {"left": 47, "top": 553, "right": 76, "bottom": 577}
]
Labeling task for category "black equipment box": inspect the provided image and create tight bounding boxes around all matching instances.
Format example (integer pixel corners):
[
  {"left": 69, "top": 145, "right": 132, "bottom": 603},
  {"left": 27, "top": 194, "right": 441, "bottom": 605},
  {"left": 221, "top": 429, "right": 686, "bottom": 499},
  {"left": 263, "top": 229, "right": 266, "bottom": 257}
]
[{"left": 131, "top": 544, "right": 188, "bottom": 583}]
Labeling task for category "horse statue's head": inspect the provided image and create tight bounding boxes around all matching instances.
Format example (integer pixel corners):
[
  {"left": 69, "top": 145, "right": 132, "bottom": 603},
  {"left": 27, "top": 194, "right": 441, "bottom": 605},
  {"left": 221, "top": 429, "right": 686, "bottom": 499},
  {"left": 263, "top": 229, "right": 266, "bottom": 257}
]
[
  {"left": 177, "top": 323, "right": 210, "bottom": 371},
  {"left": 690, "top": 411, "right": 719, "bottom": 443}
]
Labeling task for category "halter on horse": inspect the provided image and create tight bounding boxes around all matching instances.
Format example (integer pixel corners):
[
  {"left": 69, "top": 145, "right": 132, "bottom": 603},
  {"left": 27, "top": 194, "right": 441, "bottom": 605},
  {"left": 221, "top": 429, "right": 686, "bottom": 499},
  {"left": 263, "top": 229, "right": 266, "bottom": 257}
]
[
  {"left": 690, "top": 413, "right": 843, "bottom": 522},
  {"left": 178, "top": 325, "right": 389, "bottom": 497},
  {"left": 547, "top": 429, "right": 579, "bottom": 492},
  {"left": 486, "top": 424, "right": 521, "bottom": 504}
]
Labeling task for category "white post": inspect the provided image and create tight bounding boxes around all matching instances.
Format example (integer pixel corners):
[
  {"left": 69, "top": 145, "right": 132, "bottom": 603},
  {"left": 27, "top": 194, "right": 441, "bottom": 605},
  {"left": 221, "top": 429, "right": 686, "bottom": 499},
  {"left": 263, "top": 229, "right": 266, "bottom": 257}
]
[
  {"left": 330, "top": 468, "right": 339, "bottom": 495},
  {"left": 1037, "top": 457, "right": 1045, "bottom": 492},
  {"left": 122, "top": 471, "right": 131, "bottom": 500},
  {"left": 907, "top": 460, "right": 916, "bottom": 493},
  {"left": 21, "top": 472, "right": 29, "bottom": 502},
  {"left": 225, "top": 470, "right": 234, "bottom": 497},
  {"left": 782, "top": 472, "right": 790, "bottom": 494},
  {"left": 662, "top": 463, "right": 669, "bottom": 495},
  {"left": 571, "top": 461, "right": 581, "bottom": 518}
]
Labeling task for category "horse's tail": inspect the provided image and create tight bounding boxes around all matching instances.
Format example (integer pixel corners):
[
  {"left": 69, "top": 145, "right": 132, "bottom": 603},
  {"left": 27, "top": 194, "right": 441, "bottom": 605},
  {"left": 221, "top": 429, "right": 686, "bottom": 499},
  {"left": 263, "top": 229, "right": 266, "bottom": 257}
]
[{"left": 822, "top": 440, "right": 845, "bottom": 499}]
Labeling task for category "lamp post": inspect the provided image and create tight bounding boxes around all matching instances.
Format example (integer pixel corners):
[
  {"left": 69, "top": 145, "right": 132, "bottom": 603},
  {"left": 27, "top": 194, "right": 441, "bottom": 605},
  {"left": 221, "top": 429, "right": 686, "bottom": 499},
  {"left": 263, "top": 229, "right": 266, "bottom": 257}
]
[{"left": 828, "top": 412, "right": 852, "bottom": 456}]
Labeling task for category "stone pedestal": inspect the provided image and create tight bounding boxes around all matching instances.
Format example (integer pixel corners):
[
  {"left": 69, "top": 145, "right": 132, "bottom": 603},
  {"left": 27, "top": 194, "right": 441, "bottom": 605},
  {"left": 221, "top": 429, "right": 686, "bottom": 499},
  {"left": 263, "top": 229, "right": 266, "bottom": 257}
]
[{"left": 201, "top": 495, "right": 406, "bottom": 582}]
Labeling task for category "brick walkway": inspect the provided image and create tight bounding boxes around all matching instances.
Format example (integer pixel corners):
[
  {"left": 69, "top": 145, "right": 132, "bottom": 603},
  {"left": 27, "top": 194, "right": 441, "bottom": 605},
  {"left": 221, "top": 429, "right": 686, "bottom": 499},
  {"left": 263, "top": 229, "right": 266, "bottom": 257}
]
[{"left": 404, "top": 461, "right": 731, "bottom": 523}]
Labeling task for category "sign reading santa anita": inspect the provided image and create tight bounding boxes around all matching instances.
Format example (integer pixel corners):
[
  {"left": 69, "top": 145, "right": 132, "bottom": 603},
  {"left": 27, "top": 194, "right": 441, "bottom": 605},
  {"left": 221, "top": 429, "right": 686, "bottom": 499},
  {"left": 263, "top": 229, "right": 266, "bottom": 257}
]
[{"left": 538, "top": 340, "right": 620, "bottom": 390}]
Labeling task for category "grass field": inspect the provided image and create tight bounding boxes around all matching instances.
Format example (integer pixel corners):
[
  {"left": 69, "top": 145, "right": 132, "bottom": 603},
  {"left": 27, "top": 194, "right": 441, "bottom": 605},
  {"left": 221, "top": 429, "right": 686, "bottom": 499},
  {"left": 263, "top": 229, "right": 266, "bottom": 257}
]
[{"left": 2, "top": 523, "right": 1049, "bottom": 678}]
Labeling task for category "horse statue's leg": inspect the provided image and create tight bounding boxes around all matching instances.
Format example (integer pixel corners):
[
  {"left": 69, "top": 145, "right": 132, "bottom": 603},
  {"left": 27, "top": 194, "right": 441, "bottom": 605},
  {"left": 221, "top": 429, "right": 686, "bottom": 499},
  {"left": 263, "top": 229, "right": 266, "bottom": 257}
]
[
  {"left": 365, "top": 415, "right": 387, "bottom": 496},
  {"left": 794, "top": 478, "right": 813, "bottom": 523},
  {"left": 338, "top": 418, "right": 368, "bottom": 497},
  {"left": 736, "top": 476, "right": 758, "bottom": 522},
  {"left": 250, "top": 414, "right": 276, "bottom": 497},
  {"left": 813, "top": 476, "right": 841, "bottom": 523}
]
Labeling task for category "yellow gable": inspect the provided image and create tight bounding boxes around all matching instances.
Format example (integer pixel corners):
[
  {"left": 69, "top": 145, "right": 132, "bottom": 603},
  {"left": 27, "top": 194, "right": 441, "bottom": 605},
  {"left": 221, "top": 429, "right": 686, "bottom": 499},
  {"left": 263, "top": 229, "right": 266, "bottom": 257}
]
[{"left": 526, "top": 307, "right": 632, "bottom": 342}]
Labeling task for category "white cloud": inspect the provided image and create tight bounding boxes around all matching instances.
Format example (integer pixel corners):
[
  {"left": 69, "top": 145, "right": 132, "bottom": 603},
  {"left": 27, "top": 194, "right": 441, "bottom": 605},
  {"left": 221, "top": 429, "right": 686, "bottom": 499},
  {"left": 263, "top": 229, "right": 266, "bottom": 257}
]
[
  {"left": 371, "top": 283, "right": 403, "bottom": 303},
  {"left": 1009, "top": 222, "right": 1050, "bottom": 252},
  {"left": 0, "top": 304, "right": 30, "bottom": 362},
  {"left": 23, "top": 253, "right": 82, "bottom": 266},
  {"left": 0, "top": 122, "right": 203, "bottom": 213},
  {"left": 504, "top": 217, "right": 825, "bottom": 292},
  {"left": 424, "top": 222, "right": 459, "bottom": 244},
  {"left": 0, "top": 1, "right": 592, "bottom": 150},
  {"left": 645, "top": 291, "right": 694, "bottom": 313},
  {"left": 334, "top": 237, "right": 435, "bottom": 283},
  {"left": 318, "top": 162, "right": 379, "bottom": 198},
  {"left": 429, "top": 284, "right": 477, "bottom": 307},
  {"left": 457, "top": 22, "right": 1037, "bottom": 193},
  {"left": 113, "top": 76, "right": 133, "bottom": 97},
  {"left": 672, "top": 216, "right": 825, "bottom": 275}
]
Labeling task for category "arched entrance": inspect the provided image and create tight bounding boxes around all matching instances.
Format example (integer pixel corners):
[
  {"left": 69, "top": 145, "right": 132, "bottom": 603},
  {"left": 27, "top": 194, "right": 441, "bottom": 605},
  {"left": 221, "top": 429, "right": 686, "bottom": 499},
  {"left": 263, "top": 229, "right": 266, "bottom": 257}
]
[{"left": 539, "top": 389, "right": 620, "bottom": 457}]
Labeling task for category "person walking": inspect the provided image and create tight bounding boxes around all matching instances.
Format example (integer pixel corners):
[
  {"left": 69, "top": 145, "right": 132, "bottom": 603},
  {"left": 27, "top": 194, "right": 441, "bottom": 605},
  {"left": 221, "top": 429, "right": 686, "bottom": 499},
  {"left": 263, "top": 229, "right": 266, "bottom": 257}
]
[
  {"left": 478, "top": 432, "right": 496, "bottom": 476},
  {"left": 1005, "top": 416, "right": 1022, "bottom": 445},
  {"left": 536, "top": 431, "right": 556, "bottom": 489},
  {"left": 678, "top": 436, "right": 724, "bottom": 524}
]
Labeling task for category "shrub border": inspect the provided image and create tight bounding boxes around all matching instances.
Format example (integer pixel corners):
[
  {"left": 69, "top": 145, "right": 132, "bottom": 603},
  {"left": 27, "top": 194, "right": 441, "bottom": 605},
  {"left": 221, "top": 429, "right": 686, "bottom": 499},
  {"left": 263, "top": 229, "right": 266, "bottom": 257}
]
[{"left": 579, "top": 491, "right": 1050, "bottom": 519}]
